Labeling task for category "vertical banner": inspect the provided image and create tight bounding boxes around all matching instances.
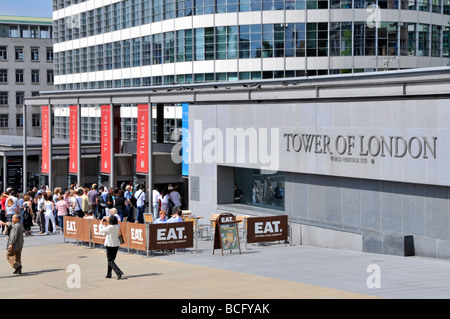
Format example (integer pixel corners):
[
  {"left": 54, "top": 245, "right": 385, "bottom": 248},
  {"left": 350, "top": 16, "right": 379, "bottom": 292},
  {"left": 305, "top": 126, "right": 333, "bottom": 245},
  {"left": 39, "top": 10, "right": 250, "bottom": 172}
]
[
  {"left": 136, "top": 104, "right": 149, "bottom": 173},
  {"left": 41, "top": 105, "right": 50, "bottom": 174},
  {"left": 69, "top": 105, "right": 78, "bottom": 174},
  {"left": 101, "top": 105, "right": 111, "bottom": 174},
  {"left": 182, "top": 103, "right": 189, "bottom": 176}
]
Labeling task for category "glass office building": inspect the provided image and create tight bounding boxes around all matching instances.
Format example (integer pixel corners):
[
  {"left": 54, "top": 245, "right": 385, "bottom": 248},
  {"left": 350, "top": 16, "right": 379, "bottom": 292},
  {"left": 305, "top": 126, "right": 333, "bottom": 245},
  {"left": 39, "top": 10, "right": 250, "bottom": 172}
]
[{"left": 52, "top": 0, "right": 449, "bottom": 90}]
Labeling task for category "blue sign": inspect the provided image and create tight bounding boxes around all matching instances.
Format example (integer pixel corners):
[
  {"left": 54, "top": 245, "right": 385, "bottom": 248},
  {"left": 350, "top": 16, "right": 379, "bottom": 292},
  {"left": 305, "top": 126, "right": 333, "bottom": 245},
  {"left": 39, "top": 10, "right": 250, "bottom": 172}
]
[{"left": 182, "top": 103, "right": 189, "bottom": 176}]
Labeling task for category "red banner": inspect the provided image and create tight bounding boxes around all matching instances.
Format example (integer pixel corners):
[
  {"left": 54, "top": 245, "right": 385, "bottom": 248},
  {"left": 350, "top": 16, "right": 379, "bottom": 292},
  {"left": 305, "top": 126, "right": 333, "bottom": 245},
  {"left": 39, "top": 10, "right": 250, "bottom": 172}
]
[
  {"left": 41, "top": 105, "right": 50, "bottom": 174},
  {"left": 101, "top": 105, "right": 111, "bottom": 174},
  {"left": 69, "top": 105, "right": 78, "bottom": 174},
  {"left": 136, "top": 104, "right": 149, "bottom": 173}
]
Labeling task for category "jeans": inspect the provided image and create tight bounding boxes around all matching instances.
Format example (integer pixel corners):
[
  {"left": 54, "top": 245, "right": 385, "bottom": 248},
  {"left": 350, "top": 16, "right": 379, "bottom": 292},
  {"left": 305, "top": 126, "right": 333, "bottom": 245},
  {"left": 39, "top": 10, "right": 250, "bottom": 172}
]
[
  {"left": 136, "top": 206, "right": 145, "bottom": 223},
  {"left": 58, "top": 216, "right": 65, "bottom": 233},
  {"left": 118, "top": 208, "right": 127, "bottom": 222}
]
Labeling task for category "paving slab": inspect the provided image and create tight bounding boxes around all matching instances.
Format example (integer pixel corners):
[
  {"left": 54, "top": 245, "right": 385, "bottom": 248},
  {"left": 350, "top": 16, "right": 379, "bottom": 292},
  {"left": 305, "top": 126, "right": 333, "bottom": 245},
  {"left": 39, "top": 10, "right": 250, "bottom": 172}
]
[{"left": 1, "top": 224, "right": 450, "bottom": 302}]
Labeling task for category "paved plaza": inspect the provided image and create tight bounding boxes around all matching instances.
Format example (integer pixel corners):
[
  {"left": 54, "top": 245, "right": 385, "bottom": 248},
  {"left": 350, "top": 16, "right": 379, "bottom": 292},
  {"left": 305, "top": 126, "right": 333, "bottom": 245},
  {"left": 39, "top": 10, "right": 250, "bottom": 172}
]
[{"left": 1, "top": 224, "right": 450, "bottom": 302}]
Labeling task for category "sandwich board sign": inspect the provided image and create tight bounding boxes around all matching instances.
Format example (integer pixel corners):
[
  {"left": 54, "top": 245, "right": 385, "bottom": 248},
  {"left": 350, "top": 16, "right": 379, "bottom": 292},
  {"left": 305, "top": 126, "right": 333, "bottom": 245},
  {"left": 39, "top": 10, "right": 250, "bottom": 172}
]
[{"left": 213, "top": 213, "right": 241, "bottom": 255}]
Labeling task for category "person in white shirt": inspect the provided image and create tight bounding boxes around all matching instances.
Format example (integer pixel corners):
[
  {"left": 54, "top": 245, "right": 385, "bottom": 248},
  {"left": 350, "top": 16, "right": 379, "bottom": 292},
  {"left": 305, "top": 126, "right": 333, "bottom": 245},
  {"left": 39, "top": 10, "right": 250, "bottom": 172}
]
[
  {"left": 134, "top": 184, "right": 146, "bottom": 224},
  {"left": 152, "top": 187, "right": 161, "bottom": 220},
  {"left": 99, "top": 215, "right": 124, "bottom": 279}
]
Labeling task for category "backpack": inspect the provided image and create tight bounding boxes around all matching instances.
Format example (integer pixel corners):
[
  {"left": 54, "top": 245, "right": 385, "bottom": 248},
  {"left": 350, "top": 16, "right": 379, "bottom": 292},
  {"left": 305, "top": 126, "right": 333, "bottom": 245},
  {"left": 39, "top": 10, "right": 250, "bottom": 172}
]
[
  {"left": 23, "top": 203, "right": 31, "bottom": 219},
  {"left": 98, "top": 193, "right": 106, "bottom": 206}
]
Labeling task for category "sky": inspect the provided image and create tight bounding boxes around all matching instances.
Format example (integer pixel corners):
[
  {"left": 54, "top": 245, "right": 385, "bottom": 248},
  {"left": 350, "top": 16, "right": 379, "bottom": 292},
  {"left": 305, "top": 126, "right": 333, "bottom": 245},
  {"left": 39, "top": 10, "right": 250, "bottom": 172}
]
[{"left": 1, "top": 0, "right": 53, "bottom": 18}]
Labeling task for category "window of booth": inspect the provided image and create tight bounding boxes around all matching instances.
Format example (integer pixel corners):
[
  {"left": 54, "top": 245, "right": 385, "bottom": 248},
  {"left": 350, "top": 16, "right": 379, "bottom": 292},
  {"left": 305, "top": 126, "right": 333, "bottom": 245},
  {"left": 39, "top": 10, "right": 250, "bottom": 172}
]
[{"left": 234, "top": 167, "right": 285, "bottom": 211}]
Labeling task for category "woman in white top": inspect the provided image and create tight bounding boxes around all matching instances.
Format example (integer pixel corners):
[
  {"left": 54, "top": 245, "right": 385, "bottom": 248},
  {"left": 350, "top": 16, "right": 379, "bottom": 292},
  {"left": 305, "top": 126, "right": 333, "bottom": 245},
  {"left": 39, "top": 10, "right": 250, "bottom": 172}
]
[
  {"left": 44, "top": 194, "right": 56, "bottom": 235},
  {"left": 5, "top": 197, "right": 18, "bottom": 222},
  {"left": 99, "top": 215, "right": 124, "bottom": 279}
]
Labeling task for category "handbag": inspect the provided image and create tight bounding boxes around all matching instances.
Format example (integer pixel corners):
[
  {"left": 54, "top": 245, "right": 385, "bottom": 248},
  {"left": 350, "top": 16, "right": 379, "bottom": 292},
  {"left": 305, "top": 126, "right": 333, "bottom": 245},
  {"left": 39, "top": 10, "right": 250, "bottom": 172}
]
[{"left": 118, "top": 227, "right": 125, "bottom": 245}]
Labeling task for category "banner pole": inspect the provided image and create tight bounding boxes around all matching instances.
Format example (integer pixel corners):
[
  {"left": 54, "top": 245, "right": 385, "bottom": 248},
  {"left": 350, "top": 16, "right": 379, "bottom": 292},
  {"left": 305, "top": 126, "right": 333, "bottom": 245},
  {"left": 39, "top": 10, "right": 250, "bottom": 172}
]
[
  {"left": 77, "top": 103, "right": 81, "bottom": 185},
  {"left": 88, "top": 219, "right": 91, "bottom": 248},
  {"left": 146, "top": 224, "right": 149, "bottom": 257},
  {"left": 243, "top": 217, "right": 247, "bottom": 251},
  {"left": 127, "top": 221, "right": 130, "bottom": 254}
]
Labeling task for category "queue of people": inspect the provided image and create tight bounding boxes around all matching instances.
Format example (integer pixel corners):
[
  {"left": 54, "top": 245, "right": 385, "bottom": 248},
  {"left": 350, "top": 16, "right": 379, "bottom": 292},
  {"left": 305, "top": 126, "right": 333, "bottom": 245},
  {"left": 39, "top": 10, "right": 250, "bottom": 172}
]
[{"left": 0, "top": 182, "right": 184, "bottom": 238}]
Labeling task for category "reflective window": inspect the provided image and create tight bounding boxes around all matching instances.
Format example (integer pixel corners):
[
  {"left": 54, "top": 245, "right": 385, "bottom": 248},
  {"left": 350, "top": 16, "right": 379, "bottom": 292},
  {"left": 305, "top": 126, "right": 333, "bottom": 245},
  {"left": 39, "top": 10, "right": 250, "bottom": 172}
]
[
  {"left": 431, "top": 25, "right": 441, "bottom": 57},
  {"left": 234, "top": 168, "right": 285, "bottom": 211},
  {"left": 377, "top": 22, "right": 399, "bottom": 55},
  {"left": 444, "top": 26, "right": 450, "bottom": 57},
  {"left": 306, "top": 22, "right": 328, "bottom": 56},
  {"left": 330, "top": 22, "right": 352, "bottom": 56},
  {"left": 418, "top": 23, "right": 430, "bottom": 56}
]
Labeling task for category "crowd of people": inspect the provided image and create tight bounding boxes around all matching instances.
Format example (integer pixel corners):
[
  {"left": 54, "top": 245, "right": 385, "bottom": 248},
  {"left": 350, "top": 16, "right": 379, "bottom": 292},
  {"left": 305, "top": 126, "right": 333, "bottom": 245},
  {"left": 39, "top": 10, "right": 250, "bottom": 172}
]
[{"left": 0, "top": 182, "right": 184, "bottom": 237}]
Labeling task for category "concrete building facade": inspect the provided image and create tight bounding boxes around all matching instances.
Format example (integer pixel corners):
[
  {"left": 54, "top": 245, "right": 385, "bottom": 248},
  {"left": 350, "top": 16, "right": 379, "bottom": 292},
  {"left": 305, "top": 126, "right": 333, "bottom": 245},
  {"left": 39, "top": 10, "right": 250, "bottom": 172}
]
[{"left": 0, "top": 15, "right": 53, "bottom": 137}]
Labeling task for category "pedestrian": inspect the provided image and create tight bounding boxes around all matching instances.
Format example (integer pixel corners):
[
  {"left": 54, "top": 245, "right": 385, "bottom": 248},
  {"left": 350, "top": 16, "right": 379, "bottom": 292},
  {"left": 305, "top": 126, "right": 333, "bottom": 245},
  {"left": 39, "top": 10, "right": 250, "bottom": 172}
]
[
  {"left": 87, "top": 184, "right": 99, "bottom": 218},
  {"left": 124, "top": 185, "right": 134, "bottom": 222},
  {"left": 44, "top": 194, "right": 56, "bottom": 235},
  {"left": 56, "top": 195, "right": 69, "bottom": 234},
  {"left": 152, "top": 186, "right": 161, "bottom": 220},
  {"left": 36, "top": 191, "right": 45, "bottom": 234},
  {"left": 0, "top": 192, "right": 7, "bottom": 232},
  {"left": 17, "top": 193, "right": 24, "bottom": 224},
  {"left": 53, "top": 187, "right": 61, "bottom": 221},
  {"left": 97, "top": 187, "right": 107, "bottom": 220},
  {"left": 160, "top": 190, "right": 170, "bottom": 214},
  {"left": 134, "top": 184, "right": 146, "bottom": 223},
  {"left": 81, "top": 187, "right": 90, "bottom": 216},
  {"left": 99, "top": 215, "right": 124, "bottom": 280},
  {"left": 5, "top": 197, "right": 18, "bottom": 223},
  {"left": 114, "top": 189, "right": 127, "bottom": 222},
  {"left": 168, "top": 185, "right": 182, "bottom": 217},
  {"left": 105, "top": 188, "right": 114, "bottom": 217},
  {"left": 73, "top": 189, "right": 84, "bottom": 217},
  {"left": 22, "top": 195, "right": 33, "bottom": 236},
  {"left": 0, "top": 214, "right": 24, "bottom": 274},
  {"left": 64, "top": 190, "right": 73, "bottom": 216}
]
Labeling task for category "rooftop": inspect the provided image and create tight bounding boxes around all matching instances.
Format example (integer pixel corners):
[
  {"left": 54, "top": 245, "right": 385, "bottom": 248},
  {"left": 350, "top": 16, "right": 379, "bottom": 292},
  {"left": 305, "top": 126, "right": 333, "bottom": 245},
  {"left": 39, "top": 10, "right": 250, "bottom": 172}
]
[{"left": 0, "top": 15, "right": 52, "bottom": 25}]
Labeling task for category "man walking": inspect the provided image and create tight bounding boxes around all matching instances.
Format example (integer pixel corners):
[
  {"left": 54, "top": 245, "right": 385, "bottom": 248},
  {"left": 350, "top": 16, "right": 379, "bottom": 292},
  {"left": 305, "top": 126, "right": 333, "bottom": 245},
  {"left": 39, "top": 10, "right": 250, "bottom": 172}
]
[{"left": 1, "top": 214, "right": 24, "bottom": 274}]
